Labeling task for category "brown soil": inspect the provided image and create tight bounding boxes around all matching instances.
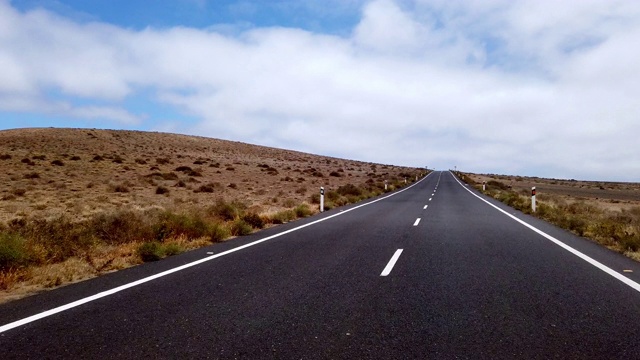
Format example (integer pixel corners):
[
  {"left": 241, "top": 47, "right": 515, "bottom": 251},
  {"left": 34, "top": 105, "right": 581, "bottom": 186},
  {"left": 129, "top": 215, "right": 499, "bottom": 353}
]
[
  {"left": 0, "top": 128, "right": 423, "bottom": 302},
  {"left": 0, "top": 128, "right": 421, "bottom": 223},
  {"left": 467, "top": 173, "right": 640, "bottom": 211}
]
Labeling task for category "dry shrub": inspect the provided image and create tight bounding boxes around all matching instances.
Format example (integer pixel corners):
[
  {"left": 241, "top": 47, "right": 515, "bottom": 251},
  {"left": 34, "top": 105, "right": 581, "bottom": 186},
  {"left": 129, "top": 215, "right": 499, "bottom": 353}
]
[
  {"left": 294, "top": 204, "right": 312, "bottom": 218},
  {"left": 175, "top": 166, "right": 192, "bottom": 173},
  {"left": 0, "top": 232, "right": 29, "bottom": 270},
  {"left": 210, "top": 200, "right": 244, "bottom": 221},
  {"left": 156, "top": 186, "right": 170, "bottom": 195},
  {"left": 90, "top": 211, "right": 154, "bottom": 245},
  {"left": 195, "top": 184, "right": 215, "bottom": 193},
  {"left": 337, "top": 184, "right": 362, "bottom": 197},
  {"left": 269, "top": 210, "right": 296, "bottom": 224},
  {"left": 146, "top": 172, "right": 178, "bottom": 181},
  {"left": 283, "top": 198, "right": 297, "bottom": 208},
  {"left": 13, "top": 217, "right": 94, "bottom": 264},
  {"left": 137, "top": 242, "right": 164, "bottom": 262},
  {"left": 242, "top": 213, "right": 264, "bottom": 229},
  {"left": 154, "top": 211, "right": 228, "bottom": 243},
  {"left": 0, "top": 267, "right": 30, "bottom": 290},
  {"left": 112, "top": 184, "right": 130, "bottom": 193},
  {"left": 230, "top": 219, "right": 252, "bottom": 236}
]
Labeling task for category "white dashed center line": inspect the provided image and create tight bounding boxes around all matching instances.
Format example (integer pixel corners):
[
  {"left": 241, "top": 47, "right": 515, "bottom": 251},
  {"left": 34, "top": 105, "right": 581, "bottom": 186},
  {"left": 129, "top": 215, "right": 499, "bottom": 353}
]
[
  {"left": 413, "top": 218, "right": 421, "bottom": 226},
  {"left": 423, "top": 205, "right": 428, "bottom": 209},
  {"left": 381, "top": 249, "right": 403, "bottom": 277}
]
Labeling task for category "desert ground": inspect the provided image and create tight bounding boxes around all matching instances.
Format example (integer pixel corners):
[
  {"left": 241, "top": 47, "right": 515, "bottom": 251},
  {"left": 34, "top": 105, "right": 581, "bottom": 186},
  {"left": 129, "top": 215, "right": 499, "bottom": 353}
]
[
  {"left": 465, "top": 173, "right": 640, "bottom": 211},
  {"left": 0, "top": 128, "right": 421, "bottom": 223},
  {"left": 0, "top": 128, "right": 423, "bottom": 301}
]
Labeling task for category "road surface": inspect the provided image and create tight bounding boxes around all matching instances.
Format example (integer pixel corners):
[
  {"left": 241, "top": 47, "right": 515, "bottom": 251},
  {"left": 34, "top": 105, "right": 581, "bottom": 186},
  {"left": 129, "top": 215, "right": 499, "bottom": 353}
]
[{"left": 2, "top": 171, "right": 640, "bottom": 359}]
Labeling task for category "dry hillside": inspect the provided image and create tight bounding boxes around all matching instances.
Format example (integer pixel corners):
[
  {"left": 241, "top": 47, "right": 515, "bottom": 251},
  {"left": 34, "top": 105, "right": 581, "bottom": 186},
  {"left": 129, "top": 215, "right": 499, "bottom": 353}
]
[
  {"left": 0, "top": 128, "right": 421, "bottom": 223},
  {"left": 0, "top": 128, "right": 423, "bottom": 302}
]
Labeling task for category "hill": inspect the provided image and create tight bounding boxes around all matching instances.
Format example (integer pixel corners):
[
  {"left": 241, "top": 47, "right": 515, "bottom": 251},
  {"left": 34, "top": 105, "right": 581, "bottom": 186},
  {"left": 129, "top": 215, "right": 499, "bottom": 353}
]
[
  {"left": 0, "top": 128, "right": 420, "bottom": 222},
  {"left": 0, "top": 128, "right": 423, "bottom": 301}
]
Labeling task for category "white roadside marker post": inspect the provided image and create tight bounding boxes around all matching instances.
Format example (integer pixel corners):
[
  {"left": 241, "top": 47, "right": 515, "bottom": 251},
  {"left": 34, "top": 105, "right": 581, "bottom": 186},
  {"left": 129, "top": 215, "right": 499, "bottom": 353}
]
[
  {"left": 532, "top": 186, "right": 536, "bottom": 213},
  {"left": 384, "top": 180, "right": 388, "bottom": 190},
  {"left": 320, "top": 187, "right": 325, "bottom": 213},
  {"left": 483, "top": 181, "right": 486, "bottom": 191},
  {"left": 404, "top": 177, "right": 407, "bottom": 184}
]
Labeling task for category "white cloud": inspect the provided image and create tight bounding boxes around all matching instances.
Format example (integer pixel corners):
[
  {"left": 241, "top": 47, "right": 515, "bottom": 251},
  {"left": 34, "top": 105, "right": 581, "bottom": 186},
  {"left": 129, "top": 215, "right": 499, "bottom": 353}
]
[{"left": 1, "top": 0, "right": 640, "bottom": 180}]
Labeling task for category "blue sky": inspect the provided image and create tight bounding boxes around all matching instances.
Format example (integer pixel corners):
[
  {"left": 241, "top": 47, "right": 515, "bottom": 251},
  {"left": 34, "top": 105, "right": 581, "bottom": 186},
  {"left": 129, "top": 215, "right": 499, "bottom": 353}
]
[
  {"left": 11, "top": 0, "right": 364, "bottom": 33},
  {"left": 1, "top": 0, "right": 640, "bottom": 181}
]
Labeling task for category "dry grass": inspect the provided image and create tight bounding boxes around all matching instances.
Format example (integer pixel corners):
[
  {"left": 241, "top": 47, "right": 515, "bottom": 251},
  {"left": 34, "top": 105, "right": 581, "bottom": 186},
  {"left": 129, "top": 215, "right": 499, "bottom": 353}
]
[
  {"left": 0, "top": 128, "right": 424, "bottom": 303},
  {"left": 459, "top": 172, "right": 640, "bottom": 260}
]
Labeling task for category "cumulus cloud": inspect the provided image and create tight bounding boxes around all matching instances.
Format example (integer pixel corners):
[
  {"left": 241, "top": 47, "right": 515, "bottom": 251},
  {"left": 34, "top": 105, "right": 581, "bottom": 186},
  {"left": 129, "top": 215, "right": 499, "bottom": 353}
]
[{"left": 1, "top": 0, "right": 639, "bottom": 180}]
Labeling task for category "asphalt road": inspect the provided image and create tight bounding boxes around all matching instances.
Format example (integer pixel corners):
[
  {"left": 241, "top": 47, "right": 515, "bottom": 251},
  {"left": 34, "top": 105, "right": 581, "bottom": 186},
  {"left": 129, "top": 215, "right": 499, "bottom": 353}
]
[{"left": 2, "top": 171, "right": 640, "bottom": 359}]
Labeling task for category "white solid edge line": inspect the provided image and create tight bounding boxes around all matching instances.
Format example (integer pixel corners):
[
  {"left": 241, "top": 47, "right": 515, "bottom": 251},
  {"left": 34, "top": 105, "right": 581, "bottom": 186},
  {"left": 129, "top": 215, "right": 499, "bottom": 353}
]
[
  {"left": 450, "top": 171, "right": 640, "bottom": 294},
  {"left": 381, "top": 249, "right": 404, "bottom": 276},
  {"left": 0, "top": 173, "right": 435, "bottom": 334},
  {"left": 413, "top": 218, "right": 421, "bottom": 226}
]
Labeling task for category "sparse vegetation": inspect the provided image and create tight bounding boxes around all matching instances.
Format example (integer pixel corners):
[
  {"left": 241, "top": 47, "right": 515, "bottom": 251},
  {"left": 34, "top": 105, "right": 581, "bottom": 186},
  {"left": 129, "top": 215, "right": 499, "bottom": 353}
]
[
  {"left": 461, "top": 172, "right": 640, "bottom": 258},
  {"left": 137, "top": 242, "right": 164, "bottom": 262},
  {"left": 0, "top": 232, "right": 28, "bottom": 270},
  {"left": 195, "top": 184, "right": 215, "bottom": 193},
  {"left": 175, "top": 166, "right": 192, "bottom": 173},
  {"left": 112, "top": 184, "right": 130, "bottom": 193},
  {"left": 294, "top": 204, "right": 312, "bottom": 218},
  {"left": 0, "top": 128, "right": 424, "bottom": 301},
  {"left": 230, "top": 219, "right": 252, "bottom": 236},
  {"left": 12, "top": 188, "right": 26, "bottom": 197},
  {"left": 242, "top": 213, "right": 264, "bottom": 229}
]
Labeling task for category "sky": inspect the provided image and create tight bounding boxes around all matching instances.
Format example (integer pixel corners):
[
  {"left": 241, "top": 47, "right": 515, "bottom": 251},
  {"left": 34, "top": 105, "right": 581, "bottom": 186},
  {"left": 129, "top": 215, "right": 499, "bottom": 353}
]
[{"left": 1, "top": 0, "right": 639, "bottom": 182}]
